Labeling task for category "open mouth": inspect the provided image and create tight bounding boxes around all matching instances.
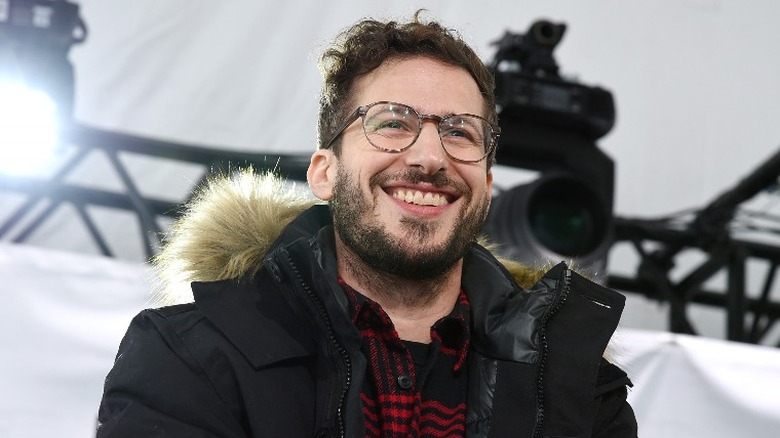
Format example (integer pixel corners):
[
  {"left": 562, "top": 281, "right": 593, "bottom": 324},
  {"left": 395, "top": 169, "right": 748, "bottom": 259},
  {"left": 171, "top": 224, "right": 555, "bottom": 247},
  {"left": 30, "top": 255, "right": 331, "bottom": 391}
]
[{"left": 389, "top": 187, "right": 453, "bottom": 207}]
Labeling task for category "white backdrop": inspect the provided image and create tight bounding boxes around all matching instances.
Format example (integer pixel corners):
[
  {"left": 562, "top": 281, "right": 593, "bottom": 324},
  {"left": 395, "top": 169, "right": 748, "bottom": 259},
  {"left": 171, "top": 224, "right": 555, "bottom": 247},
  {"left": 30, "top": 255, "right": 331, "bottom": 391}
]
[{"left": 2, "top": 242, "right": 779, "bottom": 438}]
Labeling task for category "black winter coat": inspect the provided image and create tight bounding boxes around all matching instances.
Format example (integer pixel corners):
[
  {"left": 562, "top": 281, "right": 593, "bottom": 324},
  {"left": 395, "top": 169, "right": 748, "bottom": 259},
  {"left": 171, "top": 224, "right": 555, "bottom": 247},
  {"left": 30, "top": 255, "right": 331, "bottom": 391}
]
[{"left": 97, "top": 205, "right": 638, "bottom": 437}]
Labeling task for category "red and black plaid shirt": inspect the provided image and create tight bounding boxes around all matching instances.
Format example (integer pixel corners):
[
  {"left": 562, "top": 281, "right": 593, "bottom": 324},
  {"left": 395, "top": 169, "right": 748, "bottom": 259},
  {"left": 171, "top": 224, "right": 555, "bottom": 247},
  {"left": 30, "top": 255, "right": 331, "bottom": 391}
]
[{"left": 340, "top": 280, "right": 471, "bottom": 438}]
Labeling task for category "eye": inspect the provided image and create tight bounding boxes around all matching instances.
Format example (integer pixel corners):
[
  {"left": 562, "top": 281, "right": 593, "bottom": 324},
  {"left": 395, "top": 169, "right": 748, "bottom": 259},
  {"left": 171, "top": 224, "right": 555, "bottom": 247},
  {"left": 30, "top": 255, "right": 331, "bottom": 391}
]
[
  {"left": 376, "top": 119, "right": 408, "bottom": 130},
  {"left": 441, "top": 116, "right": 482, "bottom": 144},
  {"left": 366, "top": 110, "right": 417, "bottom": 137},
  {"left": 442, "top": 127, "right": 473, "bottom": 139}
]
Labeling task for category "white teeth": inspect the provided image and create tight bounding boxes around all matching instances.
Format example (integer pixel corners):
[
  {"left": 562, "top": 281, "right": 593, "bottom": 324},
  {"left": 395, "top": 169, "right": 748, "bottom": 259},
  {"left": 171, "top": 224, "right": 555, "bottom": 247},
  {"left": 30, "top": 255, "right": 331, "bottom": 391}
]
[{"left": 392, "top": 189, "right": 448, "bottom": 206}]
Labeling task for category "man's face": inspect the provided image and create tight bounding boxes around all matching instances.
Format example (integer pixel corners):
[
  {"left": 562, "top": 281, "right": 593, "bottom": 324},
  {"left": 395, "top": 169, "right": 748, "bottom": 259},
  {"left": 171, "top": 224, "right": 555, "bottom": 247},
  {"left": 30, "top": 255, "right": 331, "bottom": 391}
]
[{"left": 316, "top": 56, "right": 493, "bottom": 280}]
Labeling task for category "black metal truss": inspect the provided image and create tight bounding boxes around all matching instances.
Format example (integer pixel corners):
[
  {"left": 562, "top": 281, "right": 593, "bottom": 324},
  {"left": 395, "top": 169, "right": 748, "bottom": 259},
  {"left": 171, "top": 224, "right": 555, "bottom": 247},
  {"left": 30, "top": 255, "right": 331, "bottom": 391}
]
[
  {"left": 0, "top": 122, "right": 310, "bottom": 259},
  {"left": 607, "top": 146, "right": 780, "bottom": 346},
  {"left": 607, "top": 217, "right": 780, "bottom": 346}
]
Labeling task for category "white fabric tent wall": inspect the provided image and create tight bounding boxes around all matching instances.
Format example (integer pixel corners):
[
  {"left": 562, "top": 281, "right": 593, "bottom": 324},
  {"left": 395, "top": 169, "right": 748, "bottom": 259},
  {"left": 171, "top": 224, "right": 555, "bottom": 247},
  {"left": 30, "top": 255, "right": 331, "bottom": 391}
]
[
  {"left": 615, "top": 330, "right": 780, "bottom": 437},
  {"left": 2, "top": 242, "right": 780, "bottom": 438},
  {"left": 0, "top": 244, "right": 152, "bottom": 437}
]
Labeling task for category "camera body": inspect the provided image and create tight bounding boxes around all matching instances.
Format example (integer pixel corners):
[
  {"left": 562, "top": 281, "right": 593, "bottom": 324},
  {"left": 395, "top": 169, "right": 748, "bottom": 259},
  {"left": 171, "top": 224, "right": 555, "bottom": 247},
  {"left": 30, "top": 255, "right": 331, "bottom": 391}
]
[
  {"left": 491, "top": 20, "right": 615, "bottom": 141},
  {"left": 485, "top": 20, "right": 617, "bottom": 277}
]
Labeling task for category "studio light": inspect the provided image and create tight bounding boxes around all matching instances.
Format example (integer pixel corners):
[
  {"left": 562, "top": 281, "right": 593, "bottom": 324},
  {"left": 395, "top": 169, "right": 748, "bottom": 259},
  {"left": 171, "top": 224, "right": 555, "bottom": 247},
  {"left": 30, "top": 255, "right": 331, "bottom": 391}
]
[
  {"left": 0, "top": 0, "right": 86, "bottom": 174},
  {"left": 483, "top": 20, "right": 616, "bottom": 278},
  {"left": 0, "top": 81, "right": 58, "bottom": 174}
]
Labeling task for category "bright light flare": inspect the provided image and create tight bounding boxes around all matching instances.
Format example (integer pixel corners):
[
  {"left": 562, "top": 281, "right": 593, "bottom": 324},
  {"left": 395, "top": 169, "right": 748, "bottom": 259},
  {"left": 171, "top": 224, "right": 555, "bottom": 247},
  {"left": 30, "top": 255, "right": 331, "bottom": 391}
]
[{"left": 0, "top": 82, "right": 60, "bottom": 176}]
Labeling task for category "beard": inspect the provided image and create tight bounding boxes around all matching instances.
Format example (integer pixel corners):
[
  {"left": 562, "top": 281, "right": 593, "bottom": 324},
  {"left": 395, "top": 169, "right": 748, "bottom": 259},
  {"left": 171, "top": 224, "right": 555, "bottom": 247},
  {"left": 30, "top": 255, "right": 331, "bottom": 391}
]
[{"left": 330, "top": 166, "right": 490, "bottom": 282}]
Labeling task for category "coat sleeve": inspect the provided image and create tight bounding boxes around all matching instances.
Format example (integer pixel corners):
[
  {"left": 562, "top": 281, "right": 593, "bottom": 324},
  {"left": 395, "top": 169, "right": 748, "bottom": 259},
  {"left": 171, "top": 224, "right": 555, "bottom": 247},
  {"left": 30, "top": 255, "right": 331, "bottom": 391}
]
[
  {"left": 96, "top": 309, "right": 247, "bottom": 438},
  {"left": 591, "top": 361, "right": 639, "bottom": 438}
]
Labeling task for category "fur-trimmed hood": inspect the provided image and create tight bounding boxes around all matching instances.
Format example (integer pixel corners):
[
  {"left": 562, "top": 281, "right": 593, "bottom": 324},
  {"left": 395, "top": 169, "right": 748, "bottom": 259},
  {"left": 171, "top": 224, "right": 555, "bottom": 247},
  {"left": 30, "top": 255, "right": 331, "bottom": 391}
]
[{"left": 153, "top": 169, "right": 544, "bottom": 305}]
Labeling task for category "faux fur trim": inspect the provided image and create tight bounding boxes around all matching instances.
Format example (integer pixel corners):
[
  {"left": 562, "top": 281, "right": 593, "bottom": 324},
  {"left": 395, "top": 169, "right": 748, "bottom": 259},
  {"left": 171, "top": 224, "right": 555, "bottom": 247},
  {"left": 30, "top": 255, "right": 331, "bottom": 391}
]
[{"left": 152, "top": 169, "right": 318, "bottom": 305}]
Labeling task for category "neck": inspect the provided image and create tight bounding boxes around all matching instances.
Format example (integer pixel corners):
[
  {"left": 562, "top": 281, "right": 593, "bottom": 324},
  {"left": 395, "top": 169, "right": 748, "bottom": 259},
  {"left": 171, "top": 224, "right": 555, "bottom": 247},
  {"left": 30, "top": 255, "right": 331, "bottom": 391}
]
[{"left": 335, "top": 238, "right": 462, "bottom": 343}]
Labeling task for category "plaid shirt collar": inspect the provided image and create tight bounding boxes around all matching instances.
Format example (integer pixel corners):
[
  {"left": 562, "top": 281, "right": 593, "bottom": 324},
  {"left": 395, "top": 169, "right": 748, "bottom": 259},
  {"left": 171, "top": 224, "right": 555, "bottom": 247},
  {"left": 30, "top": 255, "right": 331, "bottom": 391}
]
[{"left": 339, "top": 279, "right": 471, "bottom": 372}]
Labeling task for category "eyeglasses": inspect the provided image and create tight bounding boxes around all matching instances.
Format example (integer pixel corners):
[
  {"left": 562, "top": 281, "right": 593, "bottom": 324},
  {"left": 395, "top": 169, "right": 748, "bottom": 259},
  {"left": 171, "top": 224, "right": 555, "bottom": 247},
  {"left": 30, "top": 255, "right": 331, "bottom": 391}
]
[{"left": 324, "top": 101, "right": 500, "bottom": 163}]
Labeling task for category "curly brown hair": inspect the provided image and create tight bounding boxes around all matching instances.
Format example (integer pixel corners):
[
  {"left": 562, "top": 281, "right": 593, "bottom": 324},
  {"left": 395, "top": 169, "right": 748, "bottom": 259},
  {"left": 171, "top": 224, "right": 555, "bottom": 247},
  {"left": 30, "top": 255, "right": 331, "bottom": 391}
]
[{"left": 317, "top": 11, "right": 497, "bottom": 165}]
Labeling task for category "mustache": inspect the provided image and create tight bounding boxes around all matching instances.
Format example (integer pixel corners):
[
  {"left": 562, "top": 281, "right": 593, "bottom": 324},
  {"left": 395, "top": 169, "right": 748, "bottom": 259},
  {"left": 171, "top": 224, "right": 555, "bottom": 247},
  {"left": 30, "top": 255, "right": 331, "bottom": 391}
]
[{"left": 369, "top": 169, "right": 469, "bottom": 193}]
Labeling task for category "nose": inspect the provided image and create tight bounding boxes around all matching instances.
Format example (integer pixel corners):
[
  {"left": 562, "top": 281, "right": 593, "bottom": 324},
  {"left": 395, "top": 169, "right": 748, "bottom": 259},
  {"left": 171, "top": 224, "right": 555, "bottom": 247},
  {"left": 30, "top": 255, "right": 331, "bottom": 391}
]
[{"left": 404, "top": 120, "right": 448, "bottom": 174}]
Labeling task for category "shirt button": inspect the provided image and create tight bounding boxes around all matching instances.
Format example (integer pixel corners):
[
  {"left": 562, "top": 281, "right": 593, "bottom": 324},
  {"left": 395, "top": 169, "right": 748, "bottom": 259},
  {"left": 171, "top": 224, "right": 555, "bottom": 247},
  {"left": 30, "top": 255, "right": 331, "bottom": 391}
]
[{"left": 397, "top": 374, "right": 413, "bottom": 390}]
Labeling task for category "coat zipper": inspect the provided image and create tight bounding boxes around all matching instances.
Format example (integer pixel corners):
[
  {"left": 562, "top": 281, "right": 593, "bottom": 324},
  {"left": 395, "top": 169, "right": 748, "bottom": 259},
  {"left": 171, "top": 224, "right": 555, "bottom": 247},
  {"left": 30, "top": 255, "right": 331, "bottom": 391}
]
[
  {"left": 532, "top": 267, "right": 572, "bottom": 438},
  {"left": 283, "top": 252, "right": 352, "bottom": 438}
]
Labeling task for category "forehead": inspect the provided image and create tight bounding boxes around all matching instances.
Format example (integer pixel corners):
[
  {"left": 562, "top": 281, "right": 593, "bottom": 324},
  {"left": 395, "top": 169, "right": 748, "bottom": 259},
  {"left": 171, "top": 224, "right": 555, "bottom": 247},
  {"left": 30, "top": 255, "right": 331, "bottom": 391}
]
[{"left": 351, "top": 56, "right": 484, "bottom": 116}]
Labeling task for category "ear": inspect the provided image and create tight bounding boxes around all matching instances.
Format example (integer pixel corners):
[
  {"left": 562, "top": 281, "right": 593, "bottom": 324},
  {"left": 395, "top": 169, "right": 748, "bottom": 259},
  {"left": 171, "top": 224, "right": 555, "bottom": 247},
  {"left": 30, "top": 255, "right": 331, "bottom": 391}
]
[
  {"left": 307, "top": 149, "right": 338, "bottom": 200},
  {"left": 485, "top": 169, "right": 494, "bottom": 210}
]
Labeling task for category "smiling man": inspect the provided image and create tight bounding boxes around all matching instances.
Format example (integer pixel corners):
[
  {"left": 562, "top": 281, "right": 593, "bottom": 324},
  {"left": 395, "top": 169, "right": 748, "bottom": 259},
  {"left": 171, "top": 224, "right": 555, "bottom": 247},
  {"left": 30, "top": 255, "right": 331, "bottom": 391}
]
[
  {"left": 311, "top": 56, "right": 495, "bottom": 343},
  {"left": 97, "top": 13, "right": 638, "bottom": 438}
]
